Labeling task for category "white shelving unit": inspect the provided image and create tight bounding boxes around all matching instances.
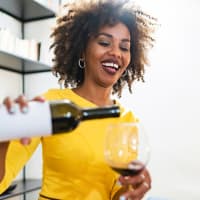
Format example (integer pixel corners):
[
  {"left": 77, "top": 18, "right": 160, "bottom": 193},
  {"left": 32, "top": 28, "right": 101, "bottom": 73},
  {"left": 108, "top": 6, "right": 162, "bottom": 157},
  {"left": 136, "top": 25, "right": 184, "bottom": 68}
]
[{"left": 0, "top": 1, "right": 58, "bottom": 198}]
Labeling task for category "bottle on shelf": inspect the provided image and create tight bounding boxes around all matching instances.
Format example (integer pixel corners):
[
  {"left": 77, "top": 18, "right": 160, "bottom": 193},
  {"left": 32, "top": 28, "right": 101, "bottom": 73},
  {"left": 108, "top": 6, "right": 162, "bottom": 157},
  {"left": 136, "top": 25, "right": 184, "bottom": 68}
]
[{"left": 0, "top": 100, "right": 120, "bottom": 142}]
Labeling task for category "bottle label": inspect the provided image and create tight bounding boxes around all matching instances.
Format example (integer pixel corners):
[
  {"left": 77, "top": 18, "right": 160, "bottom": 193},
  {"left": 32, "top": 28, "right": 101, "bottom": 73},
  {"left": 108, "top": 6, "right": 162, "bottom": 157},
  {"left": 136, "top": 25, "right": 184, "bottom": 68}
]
[{"left": 0, "top": 102, "right": 52, "bottom": 141}]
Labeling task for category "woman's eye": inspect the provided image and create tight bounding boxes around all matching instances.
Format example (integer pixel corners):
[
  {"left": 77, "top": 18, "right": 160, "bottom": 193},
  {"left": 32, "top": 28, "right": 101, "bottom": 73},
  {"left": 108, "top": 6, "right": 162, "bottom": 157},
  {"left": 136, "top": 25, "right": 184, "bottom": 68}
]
[
  {"left": 98, "top": 41, "right": 110, "bottom": 47},
  {"left": 120, "top": 46, "right": 130, "bottom": 52}
]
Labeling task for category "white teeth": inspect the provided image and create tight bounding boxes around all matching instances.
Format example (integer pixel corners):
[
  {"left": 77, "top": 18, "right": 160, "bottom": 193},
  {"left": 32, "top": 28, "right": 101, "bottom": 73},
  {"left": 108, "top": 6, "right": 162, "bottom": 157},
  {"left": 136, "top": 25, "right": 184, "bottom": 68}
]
[{"left": 102, "top": 62, "right": 119, "bottom": 69}]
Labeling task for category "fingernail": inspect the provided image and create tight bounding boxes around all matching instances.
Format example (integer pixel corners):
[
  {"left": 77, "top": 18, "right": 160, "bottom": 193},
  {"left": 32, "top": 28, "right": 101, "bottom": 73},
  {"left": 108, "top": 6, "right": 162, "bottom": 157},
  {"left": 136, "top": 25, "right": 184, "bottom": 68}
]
[
  {"left": 119, "top": 196, "right": 126, "bottom": 200},
  {"left": 140, "top": 174, "right": 145, "bottom": 179},
  {"left": 9, "top": 106, "right": 16, "bottom": 114},
  {"left": 22, "top": 106, "right": 29, "bottom": 114},
  {"left": 143, "top": 182, "right": 149, "bottom": 188},
  {"left": 124, "top": 176, "right": 130, "bottom": 180}
]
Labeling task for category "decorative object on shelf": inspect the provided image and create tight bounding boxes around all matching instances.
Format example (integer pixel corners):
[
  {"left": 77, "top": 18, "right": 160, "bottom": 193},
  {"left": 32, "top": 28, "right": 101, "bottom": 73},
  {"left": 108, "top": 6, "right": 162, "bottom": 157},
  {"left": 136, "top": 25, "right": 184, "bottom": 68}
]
[
  {"left": 0, "top": 0, "right": 57, "bottom": 73},
  {"left": 0, "top": 28, "right": 41, "bottom": 61}
]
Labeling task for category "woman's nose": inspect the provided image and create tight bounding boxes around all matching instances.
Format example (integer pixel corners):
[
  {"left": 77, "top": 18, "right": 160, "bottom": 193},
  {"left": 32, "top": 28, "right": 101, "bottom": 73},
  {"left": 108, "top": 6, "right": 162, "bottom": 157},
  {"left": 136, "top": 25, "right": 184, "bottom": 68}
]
[{"left": 108, "top": 45, "right": 121, "bottom": 58}]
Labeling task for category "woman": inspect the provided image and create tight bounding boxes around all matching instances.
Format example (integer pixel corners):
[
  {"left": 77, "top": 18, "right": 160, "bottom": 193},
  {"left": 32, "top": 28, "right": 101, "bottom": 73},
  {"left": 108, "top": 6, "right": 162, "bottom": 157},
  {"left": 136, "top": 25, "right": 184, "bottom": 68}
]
[{"left": 0, "top": 0, "right": 156, "bottom": 199}]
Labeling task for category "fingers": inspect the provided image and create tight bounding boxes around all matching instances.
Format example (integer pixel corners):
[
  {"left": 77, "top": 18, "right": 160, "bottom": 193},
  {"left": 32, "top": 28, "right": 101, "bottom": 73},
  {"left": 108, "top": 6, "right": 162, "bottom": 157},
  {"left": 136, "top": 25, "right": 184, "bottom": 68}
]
[
  {"left": 119, "top": 168, "right": 152, "bottom": 200},
  {"left": 3, "top": 95, "right": 45, "bottom": 113},
  {"left": 119, "top": 183, "right": 150, "bottom": 200},
  {"left": 32, "top": 96, "right": 45, "bottom": 102},
  {"left": 124, "top": 181, "right": 150, "bottom": 200},
  {"left": 15, "top": 95, "right": 45, "bottom": 112},
  {"left": 119, "top": 173, "right": 145, "bottom": 187},
  {"left": 3, "top": 95, "right": 28, "bottom": 113},
  {"left": 15, "top": 95, "right": 29, "bottom": 113},
  {"left": 3, "top": 97, "right": 15, "bottom": 113},
  {"left": 119, "top": 168, "right": 151, "bottom": 187}
]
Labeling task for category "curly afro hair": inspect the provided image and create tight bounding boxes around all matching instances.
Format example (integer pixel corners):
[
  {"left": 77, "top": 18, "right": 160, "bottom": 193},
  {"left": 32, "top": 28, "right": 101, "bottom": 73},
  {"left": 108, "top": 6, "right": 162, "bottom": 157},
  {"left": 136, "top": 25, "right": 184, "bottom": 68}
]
[{"left": 50, "top": 0, "right": 157, "bottom": 97}]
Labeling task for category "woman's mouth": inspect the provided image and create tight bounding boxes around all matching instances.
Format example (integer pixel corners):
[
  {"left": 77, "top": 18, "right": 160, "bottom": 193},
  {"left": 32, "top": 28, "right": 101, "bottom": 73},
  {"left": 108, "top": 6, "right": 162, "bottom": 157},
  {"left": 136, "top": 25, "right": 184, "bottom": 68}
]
[{"left": 101, "top": 62, "right": 120, "bottom": 75}]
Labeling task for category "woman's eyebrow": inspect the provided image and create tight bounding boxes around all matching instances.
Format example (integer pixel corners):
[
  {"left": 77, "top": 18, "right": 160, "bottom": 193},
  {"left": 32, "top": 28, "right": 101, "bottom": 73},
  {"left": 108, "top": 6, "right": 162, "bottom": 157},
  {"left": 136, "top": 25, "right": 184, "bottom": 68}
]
[
  {"left": 97, "top": 32, "right": 112, "bottom": 38},
  {"left": 96, "top": 32, "right": 130, "bottom": 42}
]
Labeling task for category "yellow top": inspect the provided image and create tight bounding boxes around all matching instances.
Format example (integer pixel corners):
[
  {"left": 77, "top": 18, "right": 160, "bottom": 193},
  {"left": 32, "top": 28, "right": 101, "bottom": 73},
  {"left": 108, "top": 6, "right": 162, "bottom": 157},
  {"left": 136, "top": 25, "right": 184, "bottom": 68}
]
[{"left": 0, "top": 89, "right": 137, "bottom": 200}]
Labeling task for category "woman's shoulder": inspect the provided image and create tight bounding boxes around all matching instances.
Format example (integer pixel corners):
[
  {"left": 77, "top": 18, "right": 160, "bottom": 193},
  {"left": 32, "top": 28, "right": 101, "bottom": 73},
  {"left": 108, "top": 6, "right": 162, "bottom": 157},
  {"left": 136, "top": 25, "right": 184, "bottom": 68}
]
[
  {"left": 42, "top": 88, "right": 75, "bottom": 101},
  {"left": 42, "top": 88, "right": 93, "bottom": 107}
]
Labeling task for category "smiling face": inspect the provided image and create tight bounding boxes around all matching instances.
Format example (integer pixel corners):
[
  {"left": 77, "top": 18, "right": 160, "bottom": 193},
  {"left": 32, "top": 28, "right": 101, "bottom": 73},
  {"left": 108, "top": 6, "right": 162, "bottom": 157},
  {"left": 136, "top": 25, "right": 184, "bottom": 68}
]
[{"left": 82, "top": 22, "right": 131, "bottom": 89}]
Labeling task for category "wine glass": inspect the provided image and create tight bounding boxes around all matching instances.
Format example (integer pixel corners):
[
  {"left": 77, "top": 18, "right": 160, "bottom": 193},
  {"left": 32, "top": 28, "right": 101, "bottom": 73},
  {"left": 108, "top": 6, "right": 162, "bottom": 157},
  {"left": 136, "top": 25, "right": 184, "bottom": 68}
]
[{"left": 104, "top": 122, "right": 150, "bottom": 177}]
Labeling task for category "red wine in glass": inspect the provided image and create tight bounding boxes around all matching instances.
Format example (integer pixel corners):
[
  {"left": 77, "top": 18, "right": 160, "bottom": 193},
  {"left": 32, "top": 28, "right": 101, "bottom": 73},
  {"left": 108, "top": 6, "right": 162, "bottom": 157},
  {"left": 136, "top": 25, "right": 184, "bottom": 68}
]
[{"left": 111, "top": 161, "right": 145, "bottom": 176}]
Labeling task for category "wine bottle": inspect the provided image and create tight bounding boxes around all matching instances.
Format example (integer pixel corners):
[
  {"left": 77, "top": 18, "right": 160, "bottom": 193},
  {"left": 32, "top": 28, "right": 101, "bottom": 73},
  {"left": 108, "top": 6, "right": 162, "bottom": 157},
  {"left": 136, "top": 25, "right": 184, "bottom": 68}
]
[{"left": 0, "top": 100, "right": 120, "bottom": 142}]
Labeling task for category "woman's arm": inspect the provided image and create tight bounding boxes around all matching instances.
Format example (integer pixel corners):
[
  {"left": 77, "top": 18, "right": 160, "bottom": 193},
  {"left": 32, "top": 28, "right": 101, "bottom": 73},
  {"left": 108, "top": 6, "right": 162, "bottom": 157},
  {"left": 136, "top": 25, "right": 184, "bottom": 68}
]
[{"left": 0, "top": 142, "right": 9, "bottom": 182}]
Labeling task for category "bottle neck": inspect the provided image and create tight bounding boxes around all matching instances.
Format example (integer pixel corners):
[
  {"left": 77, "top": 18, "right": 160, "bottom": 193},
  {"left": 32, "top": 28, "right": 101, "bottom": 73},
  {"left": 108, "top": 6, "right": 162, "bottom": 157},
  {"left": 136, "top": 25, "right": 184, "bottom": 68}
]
[{"left": 81, "top": 105, "right": 120, "bottom": 120}]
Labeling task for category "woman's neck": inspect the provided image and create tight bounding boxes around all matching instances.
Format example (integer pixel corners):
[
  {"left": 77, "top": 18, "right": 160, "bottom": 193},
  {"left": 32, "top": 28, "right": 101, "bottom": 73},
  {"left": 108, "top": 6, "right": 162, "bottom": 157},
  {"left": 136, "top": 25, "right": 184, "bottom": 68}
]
[{"left": 72, "top": 86, "right": 114, "bottom": 106}]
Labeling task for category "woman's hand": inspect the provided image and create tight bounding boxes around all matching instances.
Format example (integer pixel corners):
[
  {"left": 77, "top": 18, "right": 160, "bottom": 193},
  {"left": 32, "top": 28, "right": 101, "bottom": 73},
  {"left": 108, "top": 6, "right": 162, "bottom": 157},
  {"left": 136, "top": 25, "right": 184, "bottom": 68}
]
[
  {"left": 3, "top": 95, "right": 45, "bottom": 145},
  {"left": 118, "top": 167, "right": 151, "bottom": 200}
]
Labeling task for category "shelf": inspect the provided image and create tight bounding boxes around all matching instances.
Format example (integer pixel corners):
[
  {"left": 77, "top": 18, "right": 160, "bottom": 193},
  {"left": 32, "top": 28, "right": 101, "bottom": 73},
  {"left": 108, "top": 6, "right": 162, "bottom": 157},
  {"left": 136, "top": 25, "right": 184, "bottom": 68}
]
[
  {"left": 0, "top": 49, "right": 51, "bottom": 73},
  {"left": 0, "top": 179, "right": 41, "bottom": 199},
  {"left": 0, "top": 0, "right": 56, "bottom": 22},
  {"left": 0, "top": 0, "right": 55, "bottom": 74}
]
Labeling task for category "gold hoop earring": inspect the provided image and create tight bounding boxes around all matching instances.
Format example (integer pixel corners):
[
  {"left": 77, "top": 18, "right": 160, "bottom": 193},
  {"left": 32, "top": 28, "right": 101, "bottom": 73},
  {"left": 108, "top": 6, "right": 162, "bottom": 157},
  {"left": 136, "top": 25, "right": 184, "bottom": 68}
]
[{"left": 78, "top": 58, "right": 85, "bottom": 69}]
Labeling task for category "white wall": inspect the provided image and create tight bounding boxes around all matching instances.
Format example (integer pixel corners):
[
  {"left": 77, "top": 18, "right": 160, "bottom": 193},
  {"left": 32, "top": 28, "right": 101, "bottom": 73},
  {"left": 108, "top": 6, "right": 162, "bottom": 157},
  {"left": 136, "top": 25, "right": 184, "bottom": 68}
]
[
  {"left": 0, "top": 12, "right": 22, "bottom": 37},
  {"left": 120, "top": 0, "right": 200, "bottom": 199},
  {"left": 0, "top": 70, "right": 22, "bottom": 102},
  {"left": 1, "top": 0, "right": 200, "bottom": 199}
]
